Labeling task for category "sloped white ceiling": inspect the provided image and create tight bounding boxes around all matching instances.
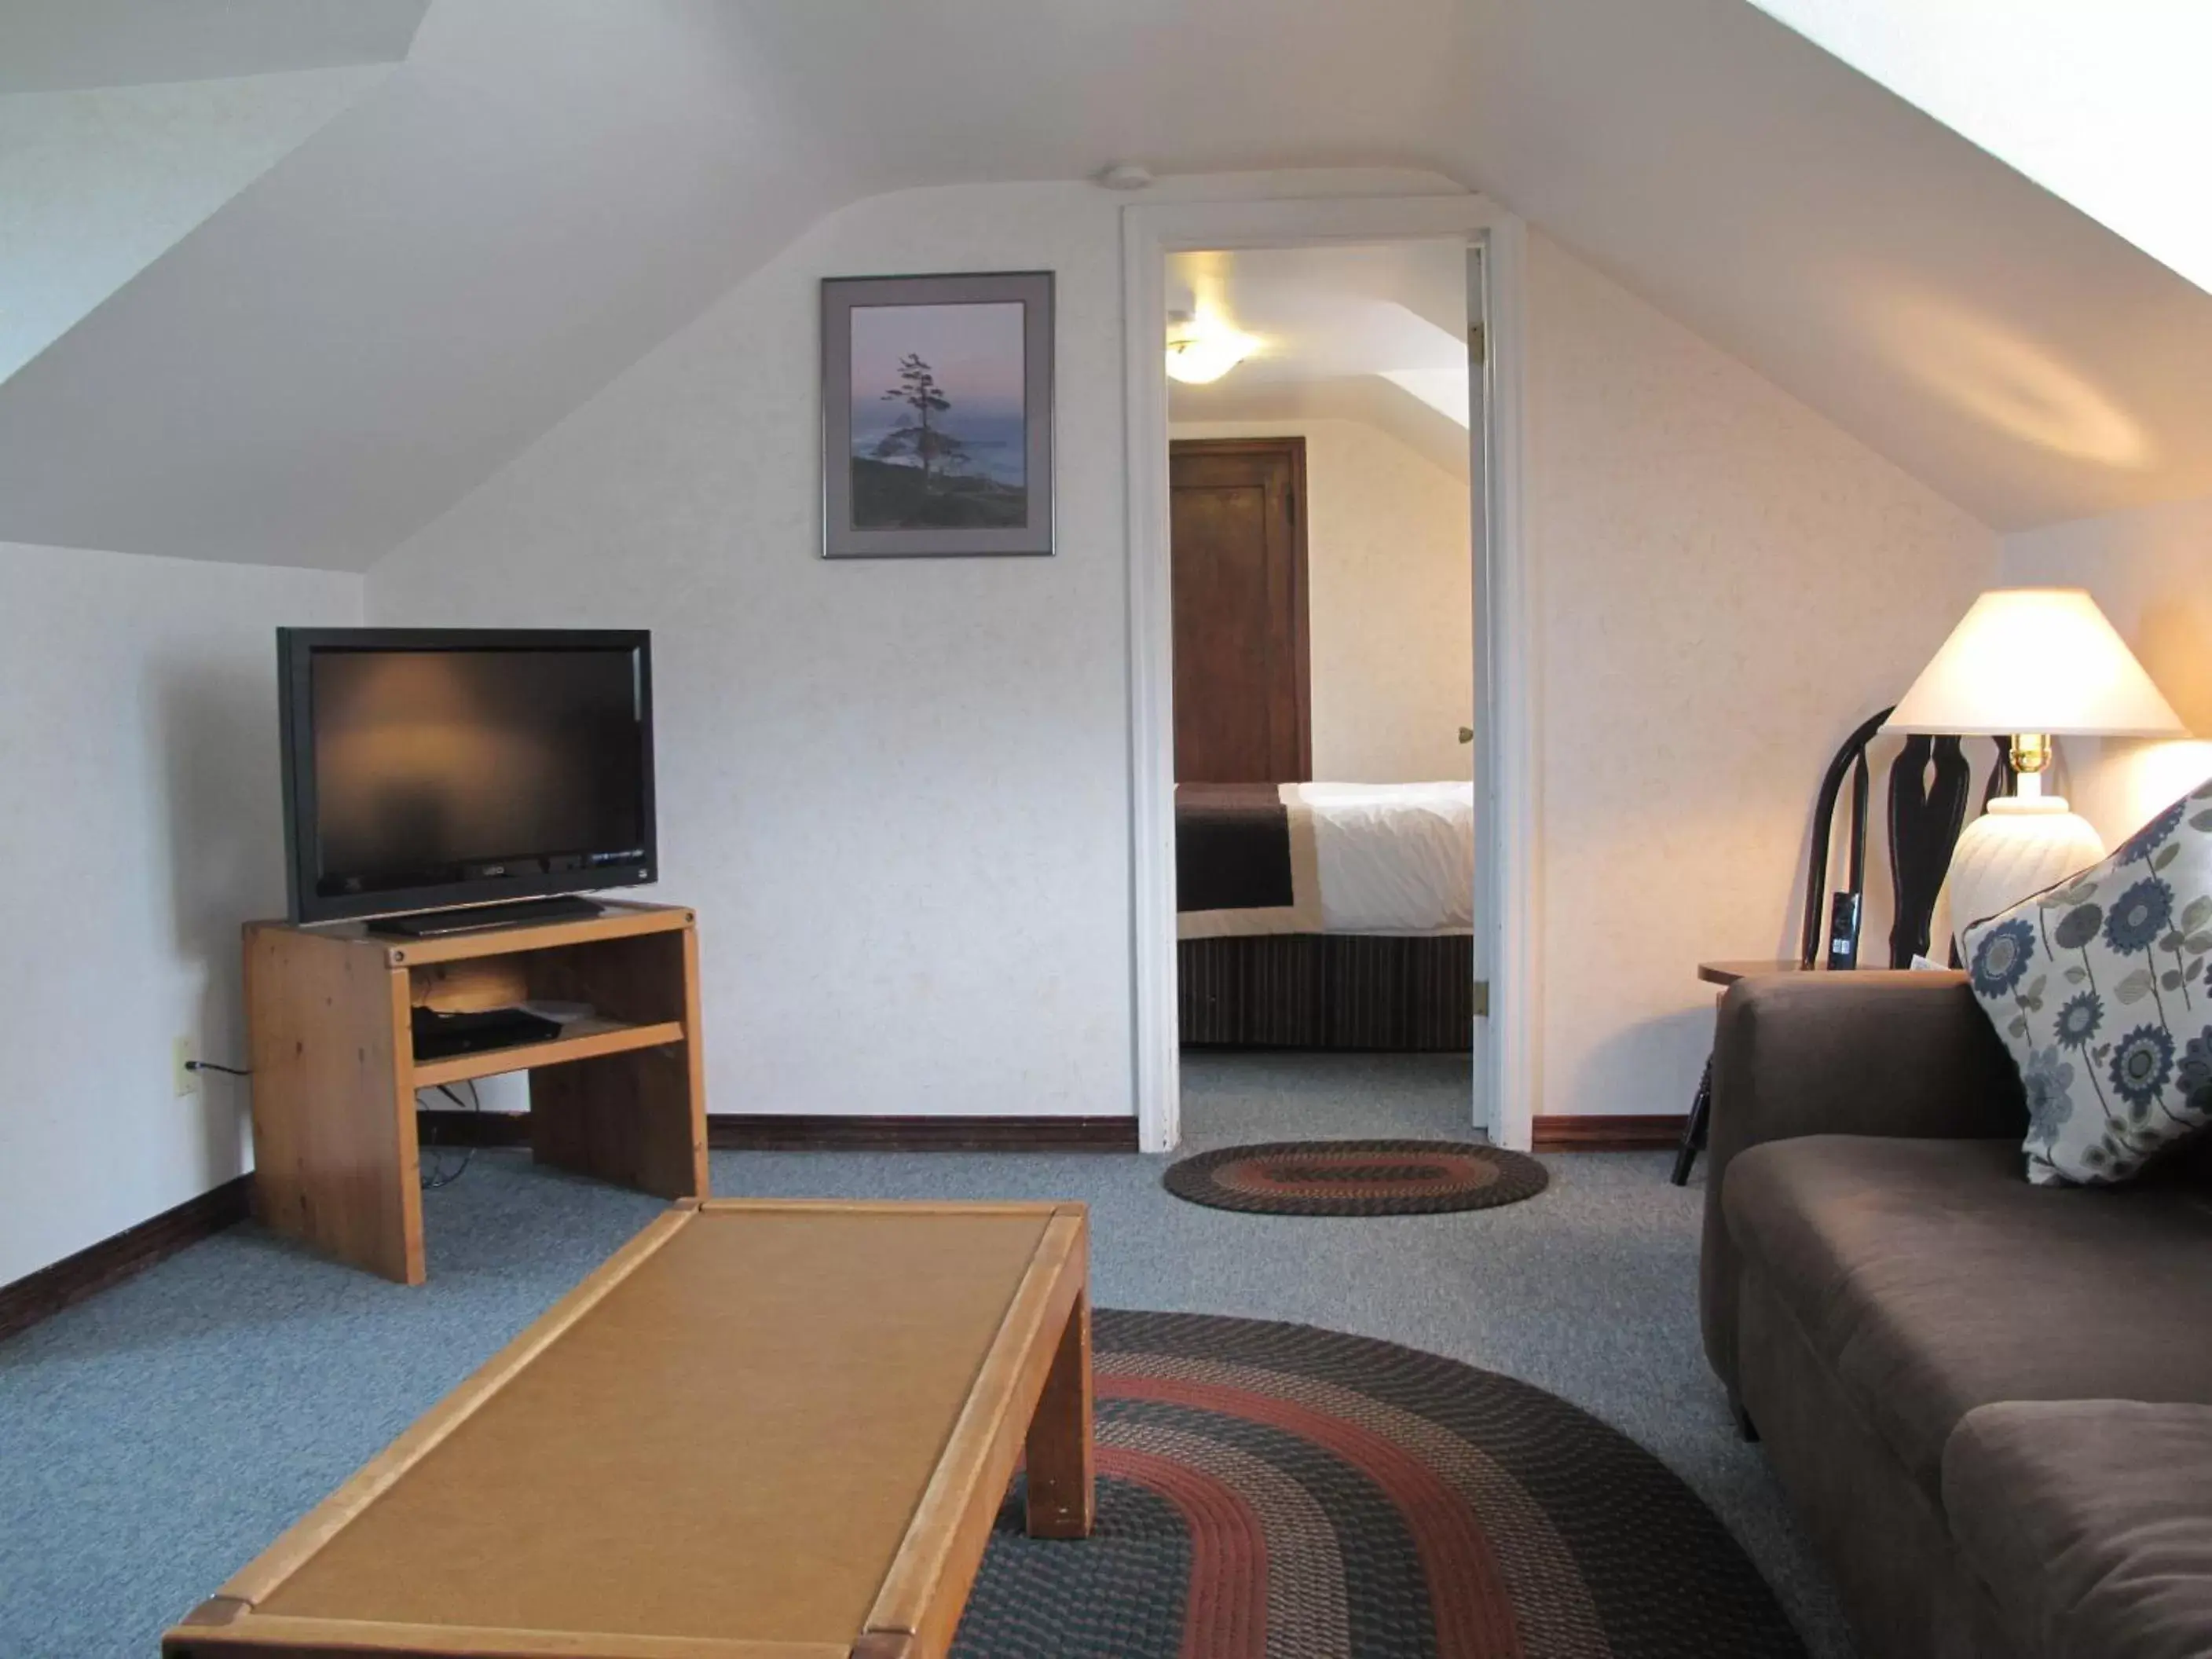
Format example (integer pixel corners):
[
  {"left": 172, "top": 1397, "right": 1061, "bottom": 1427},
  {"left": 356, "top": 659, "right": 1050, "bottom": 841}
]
[
  {"left": 0, "top": 0, "right": 429, "bottom": 94},
  {"left": 2, "top": 0, "right": 2209, "bottom": 569},
  {"left": 1167, "top": 242, "right": 1470, "bottom": 405},
  {"left": 0, "top": 67, "right": 390, "bottom": 383},
  {"left": 1749, "top": 0, "right": 2212, "bottom": 298},
  {"left": 1168, "top": 242, "right": 1474, "bottom": 478},
  {"left": 1482, "top": 0, "right": 2212, "bottom": 533}
]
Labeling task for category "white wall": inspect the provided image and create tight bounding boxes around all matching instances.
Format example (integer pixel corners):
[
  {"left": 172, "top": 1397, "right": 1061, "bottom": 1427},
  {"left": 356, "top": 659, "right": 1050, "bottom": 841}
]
[
  {"left": 1525, "top": 231, "right": 1999, "bottom": 1120},
  {"left": 368, "top": 181, "right": 1138, "bottom": 1123},
  {"left": 0, "top": 542, "right": 361, "bottom": 1285},
  {"left": 1169, "top": 416, "right": 1474, "bottom": 782},
  {"left": 363, "top": 178, "right": 2003, "bottom": 1133},
  {"left": 2000, "top": 493, "right": 2212, "bottom": 844}
]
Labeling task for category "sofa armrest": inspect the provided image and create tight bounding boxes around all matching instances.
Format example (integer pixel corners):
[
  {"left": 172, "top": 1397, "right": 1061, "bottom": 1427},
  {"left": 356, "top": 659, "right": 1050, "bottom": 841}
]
[
  {"left": 1711, "top": 972, "right": 2026, "bottom": 1156},
  {"left": 1699, "top": 972, "right": 2026, "bottom": 1396}
]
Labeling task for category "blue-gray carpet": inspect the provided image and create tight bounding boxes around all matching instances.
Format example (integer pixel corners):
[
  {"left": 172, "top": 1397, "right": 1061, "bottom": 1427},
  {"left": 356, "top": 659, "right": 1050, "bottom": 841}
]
[{"left": 0, "top": 1053, "right": 1851, "bottom": 1657}]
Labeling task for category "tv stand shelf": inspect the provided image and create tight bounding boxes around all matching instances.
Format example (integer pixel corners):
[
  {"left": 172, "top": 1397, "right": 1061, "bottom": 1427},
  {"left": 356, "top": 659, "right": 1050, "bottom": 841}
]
[
  {"left": 244, "top": 900, "right": 708, "bottom": 1284},
  {"left": 411, "top": 1016, "right": 688, "bottom": 1090}
]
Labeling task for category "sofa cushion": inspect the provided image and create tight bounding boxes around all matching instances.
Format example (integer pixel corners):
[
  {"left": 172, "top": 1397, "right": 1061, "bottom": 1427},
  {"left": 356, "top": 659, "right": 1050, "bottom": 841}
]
[
  {"left": 1959, "top": 780, "right": 2212, "bottom": 1186},
  {"left": 1944, "top": 1401, "right": 2212, "bottom": 1659},
  {"left": 1723, "top": 1134, "right": 2212, "bottom": 1499}
]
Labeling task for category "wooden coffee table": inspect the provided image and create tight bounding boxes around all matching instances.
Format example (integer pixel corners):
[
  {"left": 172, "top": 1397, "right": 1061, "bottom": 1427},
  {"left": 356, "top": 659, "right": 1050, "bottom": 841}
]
[{"left": 163, "top": 1199, "right": 1093, "bottom": 1659}]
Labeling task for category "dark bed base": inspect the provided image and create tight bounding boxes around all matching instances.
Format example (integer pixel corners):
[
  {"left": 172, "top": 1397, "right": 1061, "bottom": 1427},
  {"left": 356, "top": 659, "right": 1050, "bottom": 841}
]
[{"left": 1177, "top": 933, "right": 1473, "bottom": 1051}]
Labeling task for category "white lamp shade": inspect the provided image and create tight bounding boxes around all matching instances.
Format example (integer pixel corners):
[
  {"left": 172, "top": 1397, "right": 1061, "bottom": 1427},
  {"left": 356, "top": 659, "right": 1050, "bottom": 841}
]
[{"left": 1884, "top": 587, "right": 2188, "bottom": 738}]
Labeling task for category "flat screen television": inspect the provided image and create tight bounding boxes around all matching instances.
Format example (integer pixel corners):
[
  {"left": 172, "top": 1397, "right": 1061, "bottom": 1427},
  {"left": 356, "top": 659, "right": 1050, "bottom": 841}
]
[{"left": 277, "top": 628, "right": 656, "bottom": 927}]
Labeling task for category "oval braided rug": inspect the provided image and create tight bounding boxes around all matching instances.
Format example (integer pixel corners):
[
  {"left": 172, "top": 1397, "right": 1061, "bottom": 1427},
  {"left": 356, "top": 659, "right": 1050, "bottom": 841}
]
[
  {"left": 954, "top": 1312, "right": 1802, "bottom": 1658},
  {"left": 1163, "top": 1140, "right": 1548, "bottom": 1215}
]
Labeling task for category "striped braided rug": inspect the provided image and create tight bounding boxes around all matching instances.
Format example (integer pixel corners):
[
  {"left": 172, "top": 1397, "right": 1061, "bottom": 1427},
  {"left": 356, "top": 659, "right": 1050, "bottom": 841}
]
[
  {"left": 953, "top": 1312, "right": 1801, "bottom": 1658},
  {"left": 1163, "top": 1141, "right": 1547, "bottom": 1215}
]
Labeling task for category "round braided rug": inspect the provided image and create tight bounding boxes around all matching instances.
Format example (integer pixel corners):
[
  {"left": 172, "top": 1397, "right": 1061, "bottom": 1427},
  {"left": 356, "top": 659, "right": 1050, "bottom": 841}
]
[
  {"left": 954, "top": 1311, "right": 1803, "bottom": 1659},
  {"left": 1162, "top": 1139, "right": 1547, "bottom": 1215}
]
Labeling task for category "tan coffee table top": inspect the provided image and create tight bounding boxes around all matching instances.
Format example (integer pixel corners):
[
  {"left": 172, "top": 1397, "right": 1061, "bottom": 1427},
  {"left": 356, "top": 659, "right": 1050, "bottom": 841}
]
[{"left": 163, "top": 1198, "right": 1092, "bottom": 1659}]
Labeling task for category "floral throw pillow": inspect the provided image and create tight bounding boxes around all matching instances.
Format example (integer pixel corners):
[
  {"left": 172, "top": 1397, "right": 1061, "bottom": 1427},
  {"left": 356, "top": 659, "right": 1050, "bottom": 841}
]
[{"left": 1961, "top": 782, "right": 2212, "bottom": 1186}]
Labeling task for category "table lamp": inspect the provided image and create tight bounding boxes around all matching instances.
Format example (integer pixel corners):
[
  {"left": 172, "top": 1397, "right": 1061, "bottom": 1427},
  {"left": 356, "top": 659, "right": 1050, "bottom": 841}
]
[{"left": 1885, "top": 587, "right": 2188, "bottom": 937}]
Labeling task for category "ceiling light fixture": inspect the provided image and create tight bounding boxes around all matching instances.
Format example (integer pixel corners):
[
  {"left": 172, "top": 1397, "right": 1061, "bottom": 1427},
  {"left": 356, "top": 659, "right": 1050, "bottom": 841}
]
[{"left": 1165, "top": 310, "right": 1258, "bottom": 386}]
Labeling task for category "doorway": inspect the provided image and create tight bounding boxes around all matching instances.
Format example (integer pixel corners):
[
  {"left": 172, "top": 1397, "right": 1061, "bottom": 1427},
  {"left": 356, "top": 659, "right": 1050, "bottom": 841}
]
[
  {"left": 1120, "top": 194, "right": 1534, "bottom": 1155},
  {"left": 1165, "top": 236, "right": 1479, "bottom": 1145}
]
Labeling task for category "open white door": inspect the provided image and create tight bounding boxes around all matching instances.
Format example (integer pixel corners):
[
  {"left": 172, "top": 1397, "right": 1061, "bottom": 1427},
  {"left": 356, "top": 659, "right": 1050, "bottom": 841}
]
[
  {"left": 1467, "top": 244, "right": 1494, "bottom": 1138},
  {"left": 1121, "top": 193, "right": 1535, "bottom": 1156},
  {"left": 1466, "top": 227, "right": 1537, "bottom": 1154},
  {"left": 1468, "top": 243, "right": 1486, "bottom": 1141}
]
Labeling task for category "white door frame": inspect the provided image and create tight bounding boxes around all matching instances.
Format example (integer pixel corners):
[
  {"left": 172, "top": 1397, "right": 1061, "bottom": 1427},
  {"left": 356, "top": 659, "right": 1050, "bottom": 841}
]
[{"left": 1121, "top": 192, "right": 1540, "bottom": 1153}]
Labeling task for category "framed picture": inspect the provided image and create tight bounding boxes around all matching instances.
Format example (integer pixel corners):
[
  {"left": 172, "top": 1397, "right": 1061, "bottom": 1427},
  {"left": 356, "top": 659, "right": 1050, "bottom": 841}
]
[{"left": 821, "top": 271, "right": 1054, "bottom": 558}]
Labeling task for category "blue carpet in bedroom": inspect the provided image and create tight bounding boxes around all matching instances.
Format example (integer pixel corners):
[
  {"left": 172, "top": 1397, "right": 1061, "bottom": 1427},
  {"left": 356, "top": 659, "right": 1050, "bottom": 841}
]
[{"left": 0, "top": 1052, "right": 1852, "bottom": 1658}]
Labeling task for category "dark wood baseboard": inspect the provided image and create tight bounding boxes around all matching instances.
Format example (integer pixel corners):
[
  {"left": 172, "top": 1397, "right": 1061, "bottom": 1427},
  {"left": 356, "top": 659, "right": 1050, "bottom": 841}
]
[
  {"left": 417, "top": 1111, "right": 1142, "bottom": 1153},
  {"left": 6, "top": 1105, "right": 1140, "bottom": 1344},
  {"left": 1532, "top": 1113, "right": 1689, "bottom": 1152},
  {"left": 0, "top": 1174, "right": 252, "bottom": 1345}
]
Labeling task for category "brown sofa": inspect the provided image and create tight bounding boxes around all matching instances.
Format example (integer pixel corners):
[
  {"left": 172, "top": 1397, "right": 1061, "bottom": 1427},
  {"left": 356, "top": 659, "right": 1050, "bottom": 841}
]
[{"left": 1700, "top": 972, "right": 2212, "bottom": 1659}]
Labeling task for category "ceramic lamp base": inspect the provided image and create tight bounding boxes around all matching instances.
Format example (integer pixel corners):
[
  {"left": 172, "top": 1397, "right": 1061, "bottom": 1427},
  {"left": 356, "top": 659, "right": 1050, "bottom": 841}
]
[{"left": 1940, "top": 796, "right": 2108, "bottom": 947}]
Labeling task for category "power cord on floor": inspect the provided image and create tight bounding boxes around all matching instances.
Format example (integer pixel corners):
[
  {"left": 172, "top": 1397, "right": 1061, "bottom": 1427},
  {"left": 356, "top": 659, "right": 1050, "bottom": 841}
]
[
  {"left": 419, "top": 1079, "right": 481, "bottom": 1190},
  {"left": 185, "top": 1057, "right": 479, "bottom": 1188}
]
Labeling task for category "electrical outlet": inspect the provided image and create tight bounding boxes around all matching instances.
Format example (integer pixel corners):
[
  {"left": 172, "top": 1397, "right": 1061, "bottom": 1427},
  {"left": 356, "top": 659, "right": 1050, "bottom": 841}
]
[{"left": 173, "top": 1035, "right": 199, "bottom": 1098}]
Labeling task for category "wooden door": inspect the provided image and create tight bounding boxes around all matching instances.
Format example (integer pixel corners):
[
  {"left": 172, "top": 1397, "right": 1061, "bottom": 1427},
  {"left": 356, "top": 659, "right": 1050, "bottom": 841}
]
[{"left": 1169, "top": 438, "right": 1310, "bottom": 782}]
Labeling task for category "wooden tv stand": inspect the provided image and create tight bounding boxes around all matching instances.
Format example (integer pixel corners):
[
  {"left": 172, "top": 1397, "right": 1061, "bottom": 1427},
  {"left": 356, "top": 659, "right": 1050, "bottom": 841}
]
[{"left": 244, "top": 901, "right": 708, "bottom": 1284}]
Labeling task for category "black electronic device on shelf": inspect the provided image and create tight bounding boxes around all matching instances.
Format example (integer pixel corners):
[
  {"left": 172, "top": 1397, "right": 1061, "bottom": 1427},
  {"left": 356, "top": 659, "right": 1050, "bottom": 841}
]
[{"left": 410, "top": 1004, "right": 564, "bottom": 1062}]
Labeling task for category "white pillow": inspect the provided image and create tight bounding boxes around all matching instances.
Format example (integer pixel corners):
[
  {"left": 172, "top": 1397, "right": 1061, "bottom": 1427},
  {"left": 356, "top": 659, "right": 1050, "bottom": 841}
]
[{"left": 1961, "top": 783, "right": 2212, "bottom": 1185}]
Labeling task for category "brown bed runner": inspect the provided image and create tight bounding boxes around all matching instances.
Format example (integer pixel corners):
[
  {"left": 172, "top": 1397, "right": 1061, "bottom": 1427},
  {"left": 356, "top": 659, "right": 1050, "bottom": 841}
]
[
  {"left": 1176, "top": 782, "right": 1295, "bottom": 911},
  {"left": 165, "top": 1199, "right": 1093, "bottom": 1659},
  {"left": 1175, "top": 782, "right": 1322, "bottom": 937}
]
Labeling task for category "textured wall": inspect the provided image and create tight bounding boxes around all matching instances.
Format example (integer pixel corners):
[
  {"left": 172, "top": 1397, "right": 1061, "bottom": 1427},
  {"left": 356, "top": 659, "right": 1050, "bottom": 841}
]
[
  {"left": 1525, "top": 231, "right": 1998, "bottom": 1120},
  {"left": 1169, "top": 416, "right": 1474, "bottom": 783},
  {"left": 364, "top": 181, "right": 2003, "bottom": 1134},
  {"left": 0, "top": 542, "right": 361, "bottom": 1284},
  {"left": 368, "top": 181, "right": 1138, "bottom": 1122}
]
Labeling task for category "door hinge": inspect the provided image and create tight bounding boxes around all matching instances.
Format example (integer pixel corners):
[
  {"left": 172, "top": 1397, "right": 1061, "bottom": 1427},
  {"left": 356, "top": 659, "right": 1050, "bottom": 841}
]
[
  {"left": 1467, "top": 323, "right": 1486, "bottom": 366},
  {"left": 1473, "top": 980, "right": 1490, "bottom": 1018}
]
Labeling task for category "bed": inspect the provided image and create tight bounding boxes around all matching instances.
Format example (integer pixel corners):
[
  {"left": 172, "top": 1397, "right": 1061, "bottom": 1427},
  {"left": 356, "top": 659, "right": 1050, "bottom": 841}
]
[{"left": 1176, "top": 780, "right": 1474, "bottom": 1050}]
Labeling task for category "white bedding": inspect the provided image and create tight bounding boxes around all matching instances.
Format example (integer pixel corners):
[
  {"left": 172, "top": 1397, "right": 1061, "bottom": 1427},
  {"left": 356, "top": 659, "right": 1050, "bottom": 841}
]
[
  {"left": 1177, "top": 779, "right": 1474, "bottom": 939},
  {"left": 1295, "top": 781, "right": 1474, "bottom": 935}
]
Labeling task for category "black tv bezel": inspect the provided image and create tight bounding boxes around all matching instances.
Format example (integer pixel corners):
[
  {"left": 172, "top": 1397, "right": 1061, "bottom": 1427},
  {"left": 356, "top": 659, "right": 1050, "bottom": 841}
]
[{"left": 278, "top": 627, "right": 658, "bottom": 926}]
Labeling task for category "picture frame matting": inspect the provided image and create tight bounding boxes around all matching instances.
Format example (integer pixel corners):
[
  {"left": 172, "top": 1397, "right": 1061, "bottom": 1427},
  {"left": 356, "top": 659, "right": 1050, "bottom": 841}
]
[{"left": 821, "top": 269, "right": 1056, "bottom": 558}]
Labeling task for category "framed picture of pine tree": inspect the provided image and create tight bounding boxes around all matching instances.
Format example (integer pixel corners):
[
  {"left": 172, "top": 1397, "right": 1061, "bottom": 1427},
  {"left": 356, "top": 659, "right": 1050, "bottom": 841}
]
[{"left": 821, "top": 271, "right": 1055, "bottom": 557}]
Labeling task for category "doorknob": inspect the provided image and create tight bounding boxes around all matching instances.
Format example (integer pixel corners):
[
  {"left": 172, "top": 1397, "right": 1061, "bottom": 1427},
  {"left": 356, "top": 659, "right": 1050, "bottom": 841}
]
[{"left": 1457, "top": 726, "right": 1474, "bottom": 744}]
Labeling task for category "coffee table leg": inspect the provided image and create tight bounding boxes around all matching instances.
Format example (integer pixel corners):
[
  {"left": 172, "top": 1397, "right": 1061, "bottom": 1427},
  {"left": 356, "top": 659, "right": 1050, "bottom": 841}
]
[{"left": 1024, "top": 1291, "right": 1094, "bottom": 1539}]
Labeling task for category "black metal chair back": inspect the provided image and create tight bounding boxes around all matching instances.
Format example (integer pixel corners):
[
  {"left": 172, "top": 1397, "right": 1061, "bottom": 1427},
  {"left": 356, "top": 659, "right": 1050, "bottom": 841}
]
[{"left": 1800, "top": 707, "right": 2014, "bottom": 970}]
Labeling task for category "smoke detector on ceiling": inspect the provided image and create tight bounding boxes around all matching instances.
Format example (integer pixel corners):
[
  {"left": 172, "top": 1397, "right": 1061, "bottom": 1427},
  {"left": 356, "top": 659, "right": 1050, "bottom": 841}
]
[{"left": 1096, "top": 162, "right": 1155, "bottom": 192}]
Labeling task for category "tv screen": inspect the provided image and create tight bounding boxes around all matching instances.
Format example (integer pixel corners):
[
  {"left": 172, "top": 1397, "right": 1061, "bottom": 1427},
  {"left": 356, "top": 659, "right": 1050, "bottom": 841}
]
[{"left": 278, "top": 629, "right": 655, "bottom": 924}]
